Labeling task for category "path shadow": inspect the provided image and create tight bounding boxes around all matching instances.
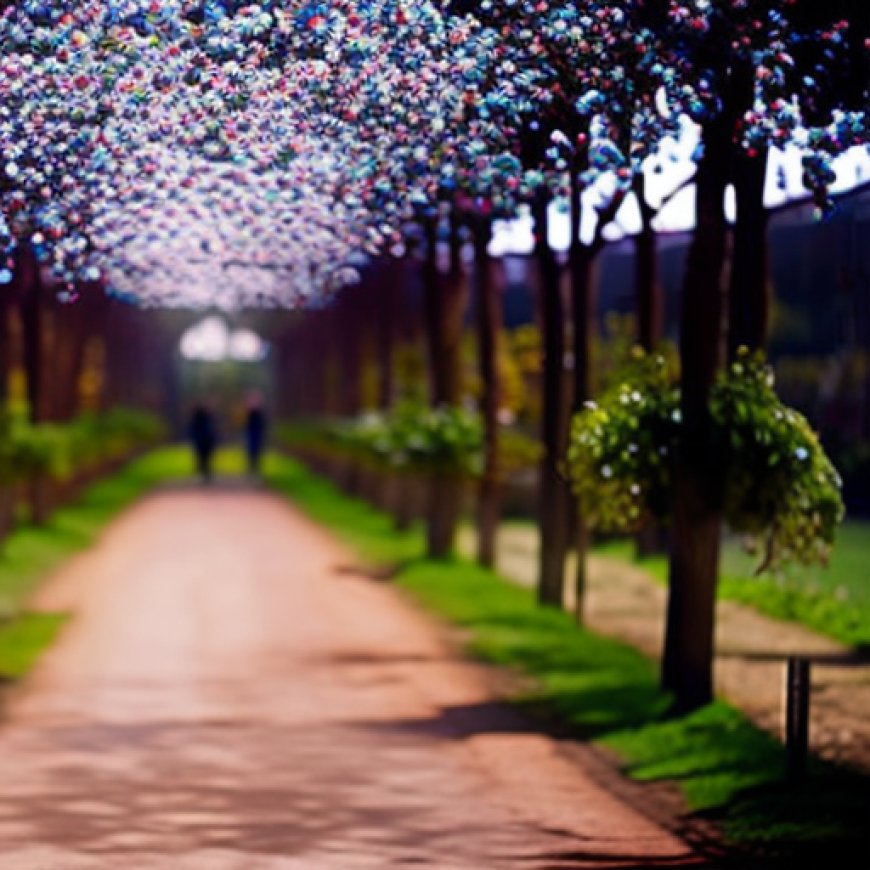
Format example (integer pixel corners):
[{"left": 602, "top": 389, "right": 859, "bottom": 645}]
[
  {"left": 362, "top": 700, "right": 538, "bottom": 741},
  {"left": 309, "top": 650, "right": 444, "bottom": 668},
  {"left": 333, "top": 558, "right": 422, "bottom": 582},
  {"left": 0, "top": 717, "right": 704, "bottom": 867}
]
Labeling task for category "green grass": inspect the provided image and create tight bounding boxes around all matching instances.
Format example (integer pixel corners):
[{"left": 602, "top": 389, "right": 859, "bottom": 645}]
[
  {"left": 0, "top": 613, "right": 68, "bottom": 680},
  {"left": 593, "top": 523, "right": 870, "bottom": 647},
  {"left": 267, "top": 455, "right": 870, "bottom": 860},
  {"left": 720, "top": 523, "right": 870, "bottom": 646},
  {"left": 261, "top": 453, "right": 425, "bottom": 567}
]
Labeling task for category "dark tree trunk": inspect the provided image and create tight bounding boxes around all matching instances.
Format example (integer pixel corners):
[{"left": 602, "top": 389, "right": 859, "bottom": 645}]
[
  {"left": 729, "top": 147, "right": 770, "bottom": 359},
  {"left": 18, "top": 254, "right": 52, "bottom": 524},
  {"left": 323, "top": 311, "right": 342, "bottom": 417},
  {"left": 52, "top": 297, "right": 90, "bottom": 421},
  {"left": 422, "top": 219, "right": 443, "bottom": 405},
  {"left": 338, "top": 292, "right": 363, "bottom": 417},
  {"left": 17, "top": 245, "right": 46, "bottom": 424},
  {"left": 533, "top": 191, "right": 571, "bottom": 608},
  {"left": 661, "top": 115, "right": 732, "bottom": 711},
  {"left": 422, "top": 217, "right": 466, "bottom": 408},
  {"left": 473, "top": 218, "right": 502, "bottom": 568},
  {"left": 633, "top": 173, "right": 668, "bottom": 559},
  {"left": 633, "top": 173, "right": 664, "bottom": 353},
  {"left": 377, "top": 262, "right": 398, "bottom": 411},
  {"left": 569, "top": 172, "right": 594, "bottom": 621},
  {"left": 421, "top": 216, "right": 468, "bottom": 559},
  {"left": 0, "top": 280, "right": 10, "bottom": 406},
  {"left": 0, "top": 283, "right": 13, "bottom": 546}
]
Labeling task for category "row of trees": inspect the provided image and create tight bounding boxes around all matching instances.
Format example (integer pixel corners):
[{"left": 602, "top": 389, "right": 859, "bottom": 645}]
[
  {"left": 274, "top": 1, "right": 868, "bottom": 710},
  {"left": 0, "top": 1, "right": 866, "bottom": 711}
]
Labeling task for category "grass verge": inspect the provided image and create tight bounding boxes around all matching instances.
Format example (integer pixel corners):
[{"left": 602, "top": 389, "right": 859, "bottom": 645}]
[{"left": 266, "top": 454, "right": 870, "bottom": 863}]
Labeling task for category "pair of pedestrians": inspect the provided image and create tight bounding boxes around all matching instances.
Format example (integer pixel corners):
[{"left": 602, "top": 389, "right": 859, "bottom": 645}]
[{"left": 189, "top": 399, "right": 267, "bottom": 482}]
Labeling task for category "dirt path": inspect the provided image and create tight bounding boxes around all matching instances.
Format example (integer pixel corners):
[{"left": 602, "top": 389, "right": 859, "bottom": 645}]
[
  {"left": 0, "top": 489, "right": 699, "bottom": 868},
  {"left": 460, "top": 524, "right": 870, "bottom": 773}
]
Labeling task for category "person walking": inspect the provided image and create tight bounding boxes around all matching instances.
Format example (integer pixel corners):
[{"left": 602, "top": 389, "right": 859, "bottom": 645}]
[
  {"left": 189, "top": 403, "right": 217, "bottom": 483},
  {"left": 244, "top": 394, "right": 267, "bottom": 476}
]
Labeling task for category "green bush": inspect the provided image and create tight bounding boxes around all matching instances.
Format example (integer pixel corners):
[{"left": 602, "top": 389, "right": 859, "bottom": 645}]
[
  {"left": 0, "top": 419, "right": 71, "bottom": 482},
  {"left": 282, "top": 406, "right": 537, "bottom": 482},
  {"left": 0, "top": 407, "right": 166, "bottom": 485},
  {"left": 333, "top": 412, "right": 394, "bottom": 465},
  {"left": 382, "top": 402, "right": 483, "bottom": 477},
  {"left": 568, "top": 350, "right": 679, "bottom": 532},
  {"left": 568, "top": 349, "right": 844, "bottom": 571},
  {"left": 713, "top": 352, "right": 843, "bottom": 570}
]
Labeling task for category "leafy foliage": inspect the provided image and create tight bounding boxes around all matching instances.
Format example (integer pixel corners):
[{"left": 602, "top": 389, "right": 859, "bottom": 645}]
[
  {"left": 388, "top": 402, "right": 483, "bottom": 477},
  {"left": 323, "top": 402, "right": 484, "bottom": 477},
  {"left": 568, "top": 350, "right": 679, "bottom": 532},
  {"left": 713, "top": 351, "right": 844, "bottom": 571},
  {"left": 283, "top": 404, "right": 541, "bottom": 480},
  {"left": 0, "top": 407, "right": 166, "bottom": 485},
  {"left": 568, "top": 349, "right": 844, "bottom": 571}
]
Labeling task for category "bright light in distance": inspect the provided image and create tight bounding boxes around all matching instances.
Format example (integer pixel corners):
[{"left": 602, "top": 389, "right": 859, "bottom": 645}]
[
  {"left": 180, "top": 316, "right": 269, "bottom": 363},
  {"left": 229, "top": 328, "right": 269, "bottom": 362}
]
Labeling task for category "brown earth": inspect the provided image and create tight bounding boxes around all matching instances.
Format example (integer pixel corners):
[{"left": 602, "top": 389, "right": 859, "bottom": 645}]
[
  {"left": 461, "top": 524, "right": 870, "bottom": 773},
  {"left": 0, "top": 489, "right": 702, "bottom": 868}
]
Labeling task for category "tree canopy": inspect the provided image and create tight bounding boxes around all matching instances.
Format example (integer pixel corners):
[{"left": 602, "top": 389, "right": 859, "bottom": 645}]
[{"left": 0, "top": 0, "right": 865, "bottom": 308}]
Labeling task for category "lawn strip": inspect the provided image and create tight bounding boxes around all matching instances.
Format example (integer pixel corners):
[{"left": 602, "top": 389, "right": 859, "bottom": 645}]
[{"left": 595, "top": 524, "right": 870, "bottom": 647}]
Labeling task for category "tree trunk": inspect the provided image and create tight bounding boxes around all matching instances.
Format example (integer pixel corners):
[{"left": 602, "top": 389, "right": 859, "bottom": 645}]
[
  {"left": 421, "top": 215, "right": 468, "bottom": 559},
  {"left": 569, "top": 172, "right": 594, "bottom": 621},
  {"left": 17, "top": 253, "right": 55, "bottom": 519},
  {"left": 17, "top": 246, "right": 46, "bottom": 424},
  {"left": 52, "top": 299, "right": 89, "bottom": 421},
  {"left": 338, "top": 292, "right": 363, "bottom": 417},
  {"left": 422, "top": 217, "right": 466, "bottom": 408},
  {"left": 0, "top": 289, "right": 10, "bottom": 545},
  {"left": 533, "top": 191, "right": 570, "bottom": 608},
  {"left": 633, "top": 173, "right": 668, "bottom": 558},
  {"left": 422, "top": 219, "right": 443, "bottom": 405},
  {"left": 729, "top": 147, "right": 770, "bottom": 359},
  {"left": 473, "top": 218, "right": 502, "bottom": 568},
  {"left": 633, "top": 173, "right": 664, "bottom": 353},
  {"left": 661, "top": 115, "right": 732, "bottom": 710},
  {"left": 0, "top": 284, "right": 11, "bottom": 407},
  {"left": 378, "top": 261, "right": 398, "bottom": 411}
]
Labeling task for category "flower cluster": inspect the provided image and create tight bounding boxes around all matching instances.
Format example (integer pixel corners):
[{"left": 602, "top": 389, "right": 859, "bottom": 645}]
[{"left": 0, "top": 1, "right": 865, "bottom": 307}]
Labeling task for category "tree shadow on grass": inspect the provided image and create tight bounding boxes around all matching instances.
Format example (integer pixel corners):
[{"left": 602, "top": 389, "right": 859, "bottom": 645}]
[{"left": 697, "top": 773, "right": 870, "bottom": 867}]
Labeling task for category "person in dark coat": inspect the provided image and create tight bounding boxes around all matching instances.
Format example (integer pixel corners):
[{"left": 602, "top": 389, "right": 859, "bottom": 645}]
[
  {"left": 189, "top": 404, "right": 217, "bottom": 483},
  {"left": 244, "top": 395, "right": 267, "bottom": 476}
]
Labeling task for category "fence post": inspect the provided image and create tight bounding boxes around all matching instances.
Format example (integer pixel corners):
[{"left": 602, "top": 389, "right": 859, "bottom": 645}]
[{"left": 786, "top": 656, "right": 811, "bottom": 782}]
